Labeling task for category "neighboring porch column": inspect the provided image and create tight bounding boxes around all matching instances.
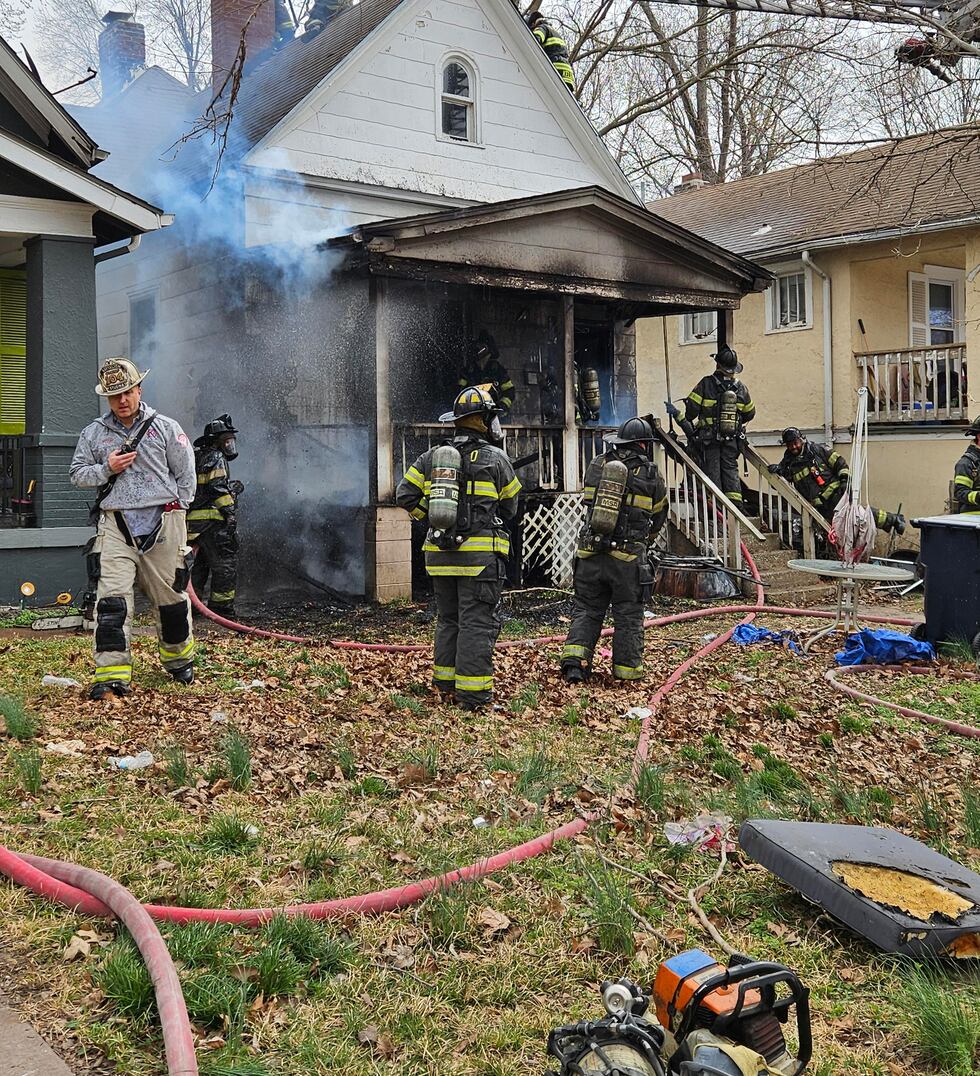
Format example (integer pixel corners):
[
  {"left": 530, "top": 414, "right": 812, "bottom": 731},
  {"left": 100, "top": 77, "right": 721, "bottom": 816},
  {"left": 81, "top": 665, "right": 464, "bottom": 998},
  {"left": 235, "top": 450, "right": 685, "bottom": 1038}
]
[
  {"left": 24, "top": 235, "right": 98, "bottom": 528},
  {"left": 368, "top": 275, "right": 412, "bottom": 602},
  {"left": 562, "top": 295, "right": 578, "bottom": 491}
]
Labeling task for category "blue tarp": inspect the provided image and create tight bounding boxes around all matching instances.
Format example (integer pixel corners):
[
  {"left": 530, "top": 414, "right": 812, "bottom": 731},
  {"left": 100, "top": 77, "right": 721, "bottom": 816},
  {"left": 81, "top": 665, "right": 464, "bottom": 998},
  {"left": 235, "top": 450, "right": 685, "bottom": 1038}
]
[
  {"left": 732, "top": 623, "right": 803, "bottom": 655},
  {"left": 834, "top": 628, "right": 935, "bottom": 666}
]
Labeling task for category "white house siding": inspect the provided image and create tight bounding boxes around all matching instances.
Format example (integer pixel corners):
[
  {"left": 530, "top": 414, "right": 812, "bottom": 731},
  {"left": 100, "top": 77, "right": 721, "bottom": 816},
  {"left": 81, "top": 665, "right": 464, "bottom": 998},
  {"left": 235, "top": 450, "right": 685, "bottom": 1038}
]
[{"left": 248, "top": 0, "right": 616, "bottom": 203}]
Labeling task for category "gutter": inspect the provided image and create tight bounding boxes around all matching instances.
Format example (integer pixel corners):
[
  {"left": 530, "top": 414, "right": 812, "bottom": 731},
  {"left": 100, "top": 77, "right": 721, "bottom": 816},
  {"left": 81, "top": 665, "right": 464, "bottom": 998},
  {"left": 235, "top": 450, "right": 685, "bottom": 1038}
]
[
  {"left": 802, "top": 249, "right": 833, "bottom": 447},
  {"left": 94, "top": 233, "right": 141, "bottom": 265}
]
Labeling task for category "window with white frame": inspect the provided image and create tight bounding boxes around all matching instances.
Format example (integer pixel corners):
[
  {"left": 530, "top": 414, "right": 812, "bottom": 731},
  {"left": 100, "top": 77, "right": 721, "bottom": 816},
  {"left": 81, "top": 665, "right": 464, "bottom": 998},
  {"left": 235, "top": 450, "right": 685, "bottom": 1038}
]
[
  {"left": 679, "top": 310, "right": 717, "bottom": 345},
  {"left": 908, "top": 266, "right": 965, "bottom": 347},
  {"left": 440, "top": 59, "right": 476, "bottom": 143},
  {"left": 766, "top": 264, "right": 811, "bottom": 332}
]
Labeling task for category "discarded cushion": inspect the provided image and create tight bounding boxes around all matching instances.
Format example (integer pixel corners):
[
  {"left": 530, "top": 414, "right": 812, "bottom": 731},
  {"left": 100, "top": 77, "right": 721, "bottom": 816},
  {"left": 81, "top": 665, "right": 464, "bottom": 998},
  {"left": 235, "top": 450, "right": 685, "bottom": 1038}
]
[
  {"left": 732, "top": 623, "right": 802, "bottom": 655},
  {"left": 834, "top": 628, "right": 935, "bottom": 666}
]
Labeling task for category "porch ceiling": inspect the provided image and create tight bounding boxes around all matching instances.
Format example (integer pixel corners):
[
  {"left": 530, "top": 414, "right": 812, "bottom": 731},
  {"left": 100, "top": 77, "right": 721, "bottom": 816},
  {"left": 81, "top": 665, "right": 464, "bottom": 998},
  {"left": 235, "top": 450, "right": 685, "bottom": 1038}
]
[{"left": 326, "top": 186, "right": 773, "bottom": 314}]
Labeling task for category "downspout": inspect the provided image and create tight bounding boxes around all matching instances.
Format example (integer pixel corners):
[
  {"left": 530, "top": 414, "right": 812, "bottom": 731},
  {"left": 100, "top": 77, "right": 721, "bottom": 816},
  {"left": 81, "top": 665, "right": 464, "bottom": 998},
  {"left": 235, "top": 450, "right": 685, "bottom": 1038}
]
[
  {"left": 94, "top": 233, "right": 141, "bottom": 265},
  {"left": 802, "top": 249, "right": 833, "bottom": 447}
]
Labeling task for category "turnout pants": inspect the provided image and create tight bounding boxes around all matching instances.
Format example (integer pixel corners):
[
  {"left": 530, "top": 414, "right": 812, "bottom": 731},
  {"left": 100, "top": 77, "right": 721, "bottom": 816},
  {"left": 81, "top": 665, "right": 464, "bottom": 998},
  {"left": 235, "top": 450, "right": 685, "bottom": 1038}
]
[
  {"left": 431, "top": 559, "right": 505, "bottom": 707},
  {"left": 191, "top": 524, "right": 239, "bottom": 612},
  {"left": 91, "top": 510, "right": 194, "bottom": 688},
  {"left": 701, "top": 440, "right": 743, "bottom": 504},
  {"left": 561, "top": 555, "right": 645, "bottom": 680}
]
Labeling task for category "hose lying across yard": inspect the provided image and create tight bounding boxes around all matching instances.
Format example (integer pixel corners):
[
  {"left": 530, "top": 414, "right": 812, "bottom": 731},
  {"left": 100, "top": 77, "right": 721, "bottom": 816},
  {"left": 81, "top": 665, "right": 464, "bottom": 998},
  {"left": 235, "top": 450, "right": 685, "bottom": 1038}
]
[{"left": 2, "top": 560, "right": 975, "bottom": 1075}]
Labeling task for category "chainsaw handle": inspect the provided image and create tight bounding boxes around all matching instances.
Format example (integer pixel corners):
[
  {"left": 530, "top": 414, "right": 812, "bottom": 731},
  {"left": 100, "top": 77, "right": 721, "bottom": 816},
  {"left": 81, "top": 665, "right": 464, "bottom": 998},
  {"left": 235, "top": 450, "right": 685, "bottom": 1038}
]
[{"left": 674, "top": 962, "right": 812, "bottom": 1074}]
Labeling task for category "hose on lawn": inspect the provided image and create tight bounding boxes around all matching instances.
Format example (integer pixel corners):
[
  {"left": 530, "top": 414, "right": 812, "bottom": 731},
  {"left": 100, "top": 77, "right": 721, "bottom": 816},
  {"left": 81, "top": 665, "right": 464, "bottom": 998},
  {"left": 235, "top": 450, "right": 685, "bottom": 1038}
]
[{"left": 5, "top": 551, "right": 970, "bottom": 1076}]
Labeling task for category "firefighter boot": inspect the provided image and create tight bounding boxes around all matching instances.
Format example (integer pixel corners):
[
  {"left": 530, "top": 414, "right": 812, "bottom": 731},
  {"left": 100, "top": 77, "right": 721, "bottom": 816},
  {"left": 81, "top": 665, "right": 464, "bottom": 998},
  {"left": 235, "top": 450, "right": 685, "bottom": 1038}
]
[
  {"left": 562, "top": 664, "right": 586, "bottom": 684},
  {"left": 89, "top": 680, "right": 132, "bottom": 701},
  {"left": 169, "top": 664, "right": 195, "bottom": 685}
]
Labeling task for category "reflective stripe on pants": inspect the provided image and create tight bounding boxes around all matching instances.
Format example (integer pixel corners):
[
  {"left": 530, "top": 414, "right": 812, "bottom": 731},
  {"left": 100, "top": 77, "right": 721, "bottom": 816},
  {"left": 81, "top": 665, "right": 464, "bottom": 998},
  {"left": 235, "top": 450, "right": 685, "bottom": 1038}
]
[{"left": 432, "top": 558, "right": 505, "bottom": 706}]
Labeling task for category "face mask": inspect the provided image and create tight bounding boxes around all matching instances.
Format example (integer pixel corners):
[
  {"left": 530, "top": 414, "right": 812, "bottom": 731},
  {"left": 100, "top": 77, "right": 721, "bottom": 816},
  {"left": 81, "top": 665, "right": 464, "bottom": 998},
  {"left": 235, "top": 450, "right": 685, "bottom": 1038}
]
[
  {"left": 488, "top": 415, "right": 503, "bottom": 445},
  {"left": 221, "top": 437, "right": 239, "bottom": 460}
]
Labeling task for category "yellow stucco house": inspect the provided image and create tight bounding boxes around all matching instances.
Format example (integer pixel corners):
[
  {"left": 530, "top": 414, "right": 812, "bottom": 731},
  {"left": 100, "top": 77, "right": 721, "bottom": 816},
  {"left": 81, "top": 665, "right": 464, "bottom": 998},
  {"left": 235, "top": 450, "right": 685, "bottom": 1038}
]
[{"left": 637, "top": 125, "right": 980, "bottom": 529}]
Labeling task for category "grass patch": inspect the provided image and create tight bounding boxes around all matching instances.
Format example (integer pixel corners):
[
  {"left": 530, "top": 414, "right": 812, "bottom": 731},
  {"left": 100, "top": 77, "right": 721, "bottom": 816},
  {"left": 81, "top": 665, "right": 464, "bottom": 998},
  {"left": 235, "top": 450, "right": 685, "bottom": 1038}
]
[
  {"left": 584, "top": 866, "right": 635, "bottom": 957},
  {"left": 263, "top": 914, "right": 352, "bottom": 975},
  {"left": 182, "top": 970, "right": 249, "bottom": 1028},
  {"left": 768, "top": 700, "right": 798, "bottom": 721},
  {"left": 424, "top": 882, "right": 475, "bottom": 948},
  {"left": 12, "top": 746, "right": 42, "bottom": 794},
  {"left": 94, "top": 940, "right": 154, "bottom": 1019},
  {"left": 405, "top": 743, "right": 439, "bottom": 780},
  {"left": 204, "top": 814, "right": 258, "bottom": 853},
  {"left": 335, "top": 742, "right": 357, "bottom": 780},
  {"left": 838, "top": 712, "right": 871, "bottom": 734},
  {"left": 508, "top": 683, "right": 540, "bottom": 714},
  {"left": 301, "top": 839, "right": 341, "bottom": 876},
  {"left": 353, "top": 775, "right": 395, "bottom": 798},
  {"left": 0, "top": 695, "right": 38, "bottom": 741},
  {"left": 163, "top": 745, "right": 191, "bottom": 789},
  {"left": 391, "top": 692, "right": 425, "bottom": 715},
  {"left": 248, "top": 939, "right": 304, "bottom": 998},
  {"left": 963, "top": 785, "right": 980, "bottom": 848},
  {"left": 898, "top": 966, "right": 980, "bottom": 1075},
  {"left": 938, "top": 637, "right": 978, "bottom": 665},
  {"left": 513, "top": 746, "right": 563, "bottom": 804},
  {"left": 310, "top": 662, "right": 351, "bottom": 690},
  {"left": 221, "top": 726, "right": 252, "bottom": 791},
  {"left": 635, "top": 763, "right": 668, "bottom": 814},
  {"left": 163, "top": 921, "right": 232, "bottom": 967}
]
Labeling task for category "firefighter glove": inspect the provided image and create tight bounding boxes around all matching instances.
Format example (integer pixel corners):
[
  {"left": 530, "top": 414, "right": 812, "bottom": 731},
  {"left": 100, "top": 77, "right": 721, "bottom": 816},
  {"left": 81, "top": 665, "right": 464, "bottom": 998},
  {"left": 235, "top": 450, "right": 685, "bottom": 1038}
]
[
  {"left": 767, "top": 463, "right": 780, "bottom": 474},
  {"left": 664, "top": 401, "right": 680, "bottom": 419}
]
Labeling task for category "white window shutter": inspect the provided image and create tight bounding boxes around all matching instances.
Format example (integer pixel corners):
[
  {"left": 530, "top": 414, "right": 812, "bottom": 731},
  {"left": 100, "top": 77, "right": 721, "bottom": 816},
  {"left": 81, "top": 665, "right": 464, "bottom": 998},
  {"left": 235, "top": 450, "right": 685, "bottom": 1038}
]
[{"left": 908, "top": 272, "right": 929, "bottom": 347}]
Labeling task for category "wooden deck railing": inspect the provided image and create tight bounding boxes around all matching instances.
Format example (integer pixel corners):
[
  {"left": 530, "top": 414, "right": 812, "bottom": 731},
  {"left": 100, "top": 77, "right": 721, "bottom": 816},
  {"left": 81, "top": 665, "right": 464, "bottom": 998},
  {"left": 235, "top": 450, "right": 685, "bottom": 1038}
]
[{"left": 855, "top": 344, "right": 967, "bottom": 423}]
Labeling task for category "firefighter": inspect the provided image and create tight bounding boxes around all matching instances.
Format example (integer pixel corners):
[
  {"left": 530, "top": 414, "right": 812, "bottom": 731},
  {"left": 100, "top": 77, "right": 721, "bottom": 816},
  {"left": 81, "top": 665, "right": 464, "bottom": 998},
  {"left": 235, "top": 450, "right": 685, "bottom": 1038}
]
[
  {"left": 678, "top": 346, "right": 754, "bottom": 507},
  {"left": 560, "top": 417, "right": 668, "bottom": 684},
  {"left": 396, "top": 385, "right": 521, "bottom": 710},
  {"left": 188, "top": 414, "right": 241, "bottom": 615},
  {"left": 951, "top": 416, "right": 980, "bottom": 513},
  {"left": 274, "top": 0, "right": 296, "bottom": 45},
  {"left": 458, "top": 335, "right": 515, "bottom": 417},
  {"left": 304, "top": 0, "right": 349, "bottom": 37},
  {"left": 769, "top": 427, "right": 906, "bottom": 532},
  {"left": 69, "top": 358, "right": 196, "bottom": 699},
  {"left": 526, "top": 11, "right": 575, "bottom": 91}
]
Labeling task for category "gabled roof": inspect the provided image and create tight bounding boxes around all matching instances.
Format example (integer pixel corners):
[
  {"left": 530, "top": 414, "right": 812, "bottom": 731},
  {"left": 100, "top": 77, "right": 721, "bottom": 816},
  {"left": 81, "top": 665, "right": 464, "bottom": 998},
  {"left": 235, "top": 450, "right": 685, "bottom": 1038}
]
[
  {"left": 0, "top": 34, "right": 101, "bottom": 168},
  {"left": 646, "top": 125, "right": 980, "bottom": 259},
  {"left": 234, "top": 0, "right": 639, "bottom": 204},
  {"left": 233, "top": 0, "right": 404, "bottom": 148},
  {"left": 329, "top": 185, "right": 772, "bottom": 304}
]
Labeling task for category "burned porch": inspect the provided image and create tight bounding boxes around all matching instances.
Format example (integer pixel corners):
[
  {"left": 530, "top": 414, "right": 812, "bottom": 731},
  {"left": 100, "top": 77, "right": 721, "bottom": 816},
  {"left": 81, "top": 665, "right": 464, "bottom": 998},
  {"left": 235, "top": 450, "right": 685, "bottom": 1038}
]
[{"left": 326, "top": 186, "right": 770, "bottom": 601}]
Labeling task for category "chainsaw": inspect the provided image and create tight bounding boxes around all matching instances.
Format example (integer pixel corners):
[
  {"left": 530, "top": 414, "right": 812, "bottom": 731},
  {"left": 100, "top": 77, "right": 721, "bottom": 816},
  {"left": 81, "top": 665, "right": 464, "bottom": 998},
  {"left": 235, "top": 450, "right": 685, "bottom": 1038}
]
[{"left": 545, "top": 949, "right": 812, "bottom": 1076}]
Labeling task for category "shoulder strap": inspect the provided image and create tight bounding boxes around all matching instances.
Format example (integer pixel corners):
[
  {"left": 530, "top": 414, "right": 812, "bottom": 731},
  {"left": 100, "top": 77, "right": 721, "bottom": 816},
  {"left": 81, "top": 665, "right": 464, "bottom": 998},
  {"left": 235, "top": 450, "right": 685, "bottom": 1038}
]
[{"left": 88, "top": 410, "right": 159, "bottom": 521}]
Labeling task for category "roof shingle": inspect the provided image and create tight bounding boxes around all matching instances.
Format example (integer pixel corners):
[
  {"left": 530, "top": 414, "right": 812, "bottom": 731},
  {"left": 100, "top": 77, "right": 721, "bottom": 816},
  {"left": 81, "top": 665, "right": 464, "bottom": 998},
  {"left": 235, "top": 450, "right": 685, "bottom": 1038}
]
[{"left": 645, "top": 125, "right": 980, "bottom": 257}]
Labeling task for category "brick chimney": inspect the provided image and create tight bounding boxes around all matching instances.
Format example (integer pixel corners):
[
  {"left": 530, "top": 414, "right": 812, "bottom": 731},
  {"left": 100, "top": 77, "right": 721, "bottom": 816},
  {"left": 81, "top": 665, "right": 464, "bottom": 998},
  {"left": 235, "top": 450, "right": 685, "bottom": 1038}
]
[
  {"left": 673, "top": 172, "right": 708, "bottom": 195},
  {"left": 211, "top": 0, "right": 275, "bottom": 94},
  {"left": 98, "top": 12, "right": 145, "bottom": 99}
]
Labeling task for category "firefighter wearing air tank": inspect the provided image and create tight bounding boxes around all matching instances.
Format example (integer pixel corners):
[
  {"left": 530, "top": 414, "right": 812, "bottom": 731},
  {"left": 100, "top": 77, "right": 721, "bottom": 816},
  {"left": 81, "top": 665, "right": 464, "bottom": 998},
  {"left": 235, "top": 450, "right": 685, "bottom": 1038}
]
[
  {"left": 187, "top": 415, "right": 242, "bottom": 615},
  {"left": 560, "top": 418, "right": 668, "bottom": 684},
  {"left": 769, "top": 427, "right": 905, "bottom": 533},
  {"left": 396, "top": 386, "right": 521, "bottom": 710},
  {"left": 675, "top": 347, "right": 754, "bottom": 505}
]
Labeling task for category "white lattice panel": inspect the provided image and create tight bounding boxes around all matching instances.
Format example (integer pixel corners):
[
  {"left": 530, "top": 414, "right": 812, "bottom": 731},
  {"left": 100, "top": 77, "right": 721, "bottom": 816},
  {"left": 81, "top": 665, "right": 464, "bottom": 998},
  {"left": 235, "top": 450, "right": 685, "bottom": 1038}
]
[{"left": 521, "top": 493, "right": 586, "bottom": 588}]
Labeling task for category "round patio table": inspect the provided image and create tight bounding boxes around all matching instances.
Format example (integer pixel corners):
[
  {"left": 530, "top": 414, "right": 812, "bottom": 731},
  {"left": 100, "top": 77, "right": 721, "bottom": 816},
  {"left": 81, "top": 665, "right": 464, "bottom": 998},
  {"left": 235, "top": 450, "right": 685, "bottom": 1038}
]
[{"left": 786, "top": 559, "right": 917, "bottom": 653}]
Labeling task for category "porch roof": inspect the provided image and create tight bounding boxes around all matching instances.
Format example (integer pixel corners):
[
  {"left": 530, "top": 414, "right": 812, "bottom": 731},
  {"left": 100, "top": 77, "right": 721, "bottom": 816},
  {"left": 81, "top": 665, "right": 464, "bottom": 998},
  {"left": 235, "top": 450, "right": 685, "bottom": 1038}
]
[{"left": 326, "top": 185, "right": 772, "bottom": 314}]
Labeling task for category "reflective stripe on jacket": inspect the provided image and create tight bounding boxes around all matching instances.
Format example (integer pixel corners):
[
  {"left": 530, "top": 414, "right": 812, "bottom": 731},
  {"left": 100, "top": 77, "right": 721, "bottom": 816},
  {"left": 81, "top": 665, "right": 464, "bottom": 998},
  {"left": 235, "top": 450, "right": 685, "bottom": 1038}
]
[
  {"left": 953, "top": 443, "right": 980, "bottom": 513},
  {"left": 395, "top": 435, "right": 521, "bottom": 576},
  {"left": 187, "top": 445, "right": 236, "bottom": 538},
  {"left": 684, "top": 372, "right": 755, "bottom": 438},
  {"left": 774, "top": 442, "right": 849, "bottom": 509}
]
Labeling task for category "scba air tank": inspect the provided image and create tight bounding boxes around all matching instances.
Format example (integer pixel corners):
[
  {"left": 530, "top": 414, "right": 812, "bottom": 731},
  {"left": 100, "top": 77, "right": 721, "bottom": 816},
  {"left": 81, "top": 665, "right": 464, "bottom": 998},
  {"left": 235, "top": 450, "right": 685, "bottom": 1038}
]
[
  {"left": 718, "top": 388, "right": 739, "bottom": 440},
  {"left": 427, "top": 444, "right": 462, "bottom": 534},
  {"left": 589, "top": 457, "right": 628, "bottom": 536},
  {"left": 581, "top": 367, "right": 601, "bottom": 417}
]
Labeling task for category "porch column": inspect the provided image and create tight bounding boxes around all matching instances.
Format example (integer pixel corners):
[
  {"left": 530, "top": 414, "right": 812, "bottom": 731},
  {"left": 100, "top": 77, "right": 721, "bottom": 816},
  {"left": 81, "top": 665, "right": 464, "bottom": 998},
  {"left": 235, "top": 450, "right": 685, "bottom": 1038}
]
[
  {"left": 562, "top": 295, "right": 578, "bottom": 490},
  {"left": 368, "top": 275, "right": 412, "bottom": 602},
  {"left": 375, "top": 276, "right": 394, "bottom": 503},
  {"left": 24, "top": 235, "right": 98, "bottom": 528},
  {"left": 715, "top": 308, "right": 734, "bottom": 352}
]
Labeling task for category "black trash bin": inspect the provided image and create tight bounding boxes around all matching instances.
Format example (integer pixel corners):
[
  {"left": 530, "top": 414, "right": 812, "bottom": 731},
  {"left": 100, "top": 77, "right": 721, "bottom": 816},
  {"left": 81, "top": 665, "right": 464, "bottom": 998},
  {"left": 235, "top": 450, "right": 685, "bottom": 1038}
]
[{"left": 912, "top": 513, "right": 980, "bottom": 654}]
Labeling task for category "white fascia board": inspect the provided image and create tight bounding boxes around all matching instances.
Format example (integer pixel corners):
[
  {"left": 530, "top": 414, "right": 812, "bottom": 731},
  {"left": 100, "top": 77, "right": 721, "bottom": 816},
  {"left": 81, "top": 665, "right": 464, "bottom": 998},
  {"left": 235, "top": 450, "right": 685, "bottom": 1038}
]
[
  {"left": 245, "top": 0, "right": 639, "bottom": 206},
  {"left": 0, "top": 195, "right": 94, "bottom": 237},
  {"left": 0, "top": 45, "right": 97, "bottom": 168},
  {"left": 243, "top": 166, "right": 479, "bottom": 208},
  {"left": 0, "top": 129, "right": 171, "bottom": 234}
]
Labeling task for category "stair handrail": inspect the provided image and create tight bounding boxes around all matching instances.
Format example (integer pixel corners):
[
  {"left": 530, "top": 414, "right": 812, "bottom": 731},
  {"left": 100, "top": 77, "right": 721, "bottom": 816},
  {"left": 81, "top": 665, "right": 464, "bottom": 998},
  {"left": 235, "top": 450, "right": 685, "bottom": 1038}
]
[
  {"left": 652, "top": 421, "right": 766, "bottom": 542},
  {"left": 740, "top": 442, "right": 831, "bottom": 559}
]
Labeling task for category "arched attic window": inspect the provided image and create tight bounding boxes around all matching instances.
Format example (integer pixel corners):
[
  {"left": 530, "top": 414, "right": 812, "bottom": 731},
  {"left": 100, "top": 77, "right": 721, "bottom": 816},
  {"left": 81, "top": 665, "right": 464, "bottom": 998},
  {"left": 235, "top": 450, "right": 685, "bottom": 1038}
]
[{"left": 440, "top": 58, "right": 476, "bottom": 142}]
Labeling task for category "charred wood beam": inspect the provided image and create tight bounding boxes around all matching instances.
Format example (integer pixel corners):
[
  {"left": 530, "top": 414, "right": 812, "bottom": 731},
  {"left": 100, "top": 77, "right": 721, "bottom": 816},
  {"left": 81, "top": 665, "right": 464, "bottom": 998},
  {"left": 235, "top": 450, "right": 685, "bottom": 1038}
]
[{"left": 363, "top": 256, "right": 744, "bottom": 311}]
